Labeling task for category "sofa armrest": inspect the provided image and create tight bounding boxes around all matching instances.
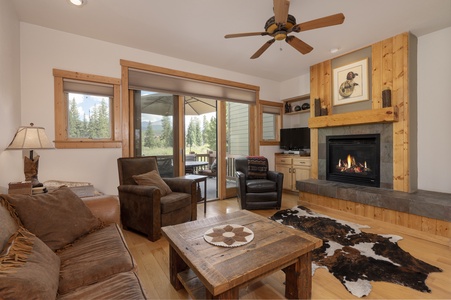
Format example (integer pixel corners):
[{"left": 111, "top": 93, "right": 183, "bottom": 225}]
[{"left": 82, "top": 195, "right": 120, "bottom": 225}]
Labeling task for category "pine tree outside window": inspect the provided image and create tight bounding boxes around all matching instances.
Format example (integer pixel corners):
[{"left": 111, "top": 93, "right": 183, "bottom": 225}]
[{"left": 67, "top": 93, "right": 112, "bottom": 139}]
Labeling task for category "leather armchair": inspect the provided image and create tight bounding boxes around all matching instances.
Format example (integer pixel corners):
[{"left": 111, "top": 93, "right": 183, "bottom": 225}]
[
  {"left": 235, "top": 156, "right": 284, "bottom": 210},
  {"left": 117, "top": 156, "right": 197, "bottom": 241}
]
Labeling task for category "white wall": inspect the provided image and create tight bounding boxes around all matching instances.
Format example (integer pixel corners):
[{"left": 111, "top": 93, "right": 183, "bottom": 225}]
[
  {"left": 417, "top": 26, "right": 451, "bottom": 193},
  {"left": 0, "top": 0, "right": 21, "bottom": 193},
  {"left": 280, "top": 74, "right": 311, "bottom": 129},
  {"left": 260, "top": 73, "right": 311, "bottom": 169},
  {"left": 13, "top": 23, "right": 280, "bottom": 195}
]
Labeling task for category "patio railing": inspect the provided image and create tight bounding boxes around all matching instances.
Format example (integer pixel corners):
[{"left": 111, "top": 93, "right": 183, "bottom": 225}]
[{"left": 156, "top": 152, "right": 242, "bottom": 179}]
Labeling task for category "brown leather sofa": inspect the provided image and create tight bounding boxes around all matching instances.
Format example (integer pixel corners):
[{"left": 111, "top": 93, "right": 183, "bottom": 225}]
[
  {"left": 117, "top": 156, "right": 197, "bottom": 242},
  {"left": 235, "top": 156, "right": 284, "bottom": 210},
  {"left": 0, "top": 187, "right": 147, "bottom": 299}
]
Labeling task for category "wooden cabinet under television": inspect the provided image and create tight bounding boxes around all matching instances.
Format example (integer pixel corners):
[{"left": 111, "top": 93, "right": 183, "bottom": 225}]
[{"left": 275, "top": 154, "right": 311, "bottom": 192}]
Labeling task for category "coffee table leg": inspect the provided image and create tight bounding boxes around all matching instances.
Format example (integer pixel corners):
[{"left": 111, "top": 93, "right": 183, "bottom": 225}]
[
  {"left": 283, "top": 251, "right": 312, "bottom": 299},
  {"left": 169, "top": 245, "right": 188, "bottom": 290}
]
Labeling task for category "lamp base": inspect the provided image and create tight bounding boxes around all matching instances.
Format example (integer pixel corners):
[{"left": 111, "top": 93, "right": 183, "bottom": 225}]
[{"left": 24, "top": 155, "right": 44, "bottom": 188}]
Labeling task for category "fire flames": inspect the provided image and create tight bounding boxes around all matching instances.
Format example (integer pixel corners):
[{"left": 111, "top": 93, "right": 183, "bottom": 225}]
[{"left": 336, "top": 154, "right": 370, "bottom": 174}]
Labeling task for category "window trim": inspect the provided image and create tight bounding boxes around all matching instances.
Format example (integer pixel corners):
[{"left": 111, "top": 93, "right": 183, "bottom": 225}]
[
  {"left": 53, "top": 69, "right": 122, "bottom": 149},
  {"left": 120, "top": 59, "right": 260, "bottom": 157},
  {"left": 258, "top": 99, "right": 283, "bottom": 146}
]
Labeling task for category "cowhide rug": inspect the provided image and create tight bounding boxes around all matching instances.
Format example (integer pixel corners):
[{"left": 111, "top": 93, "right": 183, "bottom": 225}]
[{"left": 270, "top": 206, "right": 442, "bottom": 298}]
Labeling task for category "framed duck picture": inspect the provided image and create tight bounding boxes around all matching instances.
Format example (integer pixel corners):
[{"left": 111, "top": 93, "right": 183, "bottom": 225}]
[{"left": 333, "top": 58, "right": 369, "bottom": 106}]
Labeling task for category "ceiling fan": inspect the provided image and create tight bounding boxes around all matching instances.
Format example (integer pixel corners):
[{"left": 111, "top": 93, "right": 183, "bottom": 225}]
[{"left": 224, "top": 0, "right": 345, "bottom": 59}]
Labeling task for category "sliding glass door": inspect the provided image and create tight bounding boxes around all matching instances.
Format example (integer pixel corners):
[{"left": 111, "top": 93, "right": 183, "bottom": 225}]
[
  {"left": 131, "top": 90, "right": 252, "bottom": 200},
  {"left": 184, "top": 96, "right": 218, "bottom": 200},
  {"left": 133, "top": 90, "right": 176, "bottom": 177}
]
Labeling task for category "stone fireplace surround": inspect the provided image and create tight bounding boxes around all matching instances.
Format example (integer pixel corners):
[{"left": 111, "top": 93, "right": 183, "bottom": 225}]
[
  {"left": 318, "top": 123, "right": 393, "bottom": 189},
  {"left": 301, "top": 33, "right": 450, "bottom": 234},
  {"left": 297, "top": 122, "right": 450, "bottom": 225}
]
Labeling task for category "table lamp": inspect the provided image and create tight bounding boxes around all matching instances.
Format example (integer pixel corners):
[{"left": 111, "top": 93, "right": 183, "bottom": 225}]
[{"left": 6, "top": 123, "right": 54, "bottom": 187}]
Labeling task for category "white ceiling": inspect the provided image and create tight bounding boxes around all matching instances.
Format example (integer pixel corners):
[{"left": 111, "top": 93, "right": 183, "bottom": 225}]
[{"left": 12, "top": 0, "right": 451, "bottom": 82}]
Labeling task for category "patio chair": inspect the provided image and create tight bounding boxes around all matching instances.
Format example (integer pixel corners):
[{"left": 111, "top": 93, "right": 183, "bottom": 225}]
[{"left": 185, "top": 153, "right": 196, "bottom": 174}]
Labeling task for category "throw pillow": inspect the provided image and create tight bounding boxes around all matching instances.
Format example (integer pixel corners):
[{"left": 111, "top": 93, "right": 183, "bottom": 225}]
[
  {"left": 3, "top": 186, "right": 102, "bottom": 251},
  {"left": 133, "top": 170, "right": 172, "bottom": 196},
  {"left": 247, "top": 156, "right": 268, "bottom": 179},
  {"left": 0, "top": 227, "right": 60, "bottom": 299}
]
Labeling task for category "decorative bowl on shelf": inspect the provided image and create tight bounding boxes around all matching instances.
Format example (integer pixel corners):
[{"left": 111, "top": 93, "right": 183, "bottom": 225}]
[
  {"left": 294, "top": 105, "right": 302, "bottom": 111},
  {"left": 301, "top": 103, "right": 310, "bottom": 110}
]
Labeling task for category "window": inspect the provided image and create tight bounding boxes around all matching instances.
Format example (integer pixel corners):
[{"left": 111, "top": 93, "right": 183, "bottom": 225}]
[
  {"left": 53, "top": 69, "right": 121, "bottom": 148},
  {"left": 259, "top": 100, "right": 283, "bottom": 145}
]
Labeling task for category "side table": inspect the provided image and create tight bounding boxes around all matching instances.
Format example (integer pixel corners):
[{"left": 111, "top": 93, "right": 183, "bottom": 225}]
[{"left": 177, "top": 174, "right": 208, "bottom": 214}]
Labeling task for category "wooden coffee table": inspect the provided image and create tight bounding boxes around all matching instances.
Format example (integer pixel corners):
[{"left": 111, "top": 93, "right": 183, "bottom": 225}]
[{"left": 162, "top": 210, "right": 322, "bottom": 299}]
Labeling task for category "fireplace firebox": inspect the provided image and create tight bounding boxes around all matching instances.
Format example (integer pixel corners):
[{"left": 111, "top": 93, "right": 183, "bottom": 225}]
[{"left": 326, "top": 134, "right": 380, "bottom": 187}]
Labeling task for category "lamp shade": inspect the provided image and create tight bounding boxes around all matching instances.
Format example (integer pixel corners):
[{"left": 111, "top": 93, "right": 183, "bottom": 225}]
[{"left": 7, "top": 123, "right": 54, "bottom": 150}]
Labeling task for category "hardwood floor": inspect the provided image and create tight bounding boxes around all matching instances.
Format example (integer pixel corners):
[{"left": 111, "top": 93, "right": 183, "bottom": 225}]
[{"left": 123, "top": 193, "right": 451, "bottom": 299}]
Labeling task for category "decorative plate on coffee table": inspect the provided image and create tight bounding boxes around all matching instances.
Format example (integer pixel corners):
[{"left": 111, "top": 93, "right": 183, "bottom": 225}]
[{"left": 203, "top": 224, "right": 254, "bottom": 247}]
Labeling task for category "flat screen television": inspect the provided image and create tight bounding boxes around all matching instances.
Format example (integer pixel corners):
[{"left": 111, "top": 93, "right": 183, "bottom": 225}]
[{"left": 280, "top": 127, "right": 310, "bottom": 150}]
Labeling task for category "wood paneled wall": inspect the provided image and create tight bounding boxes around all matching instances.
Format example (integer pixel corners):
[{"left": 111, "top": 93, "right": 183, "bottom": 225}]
[
  {"left": 309, "top": 60, "right": 332, "bottom": 180},
  {"left": 309, "top": 32, "right": 413, "bottom": 193},
  {"left": 301, "top": 192, "right": 450, "bottom": 238}
]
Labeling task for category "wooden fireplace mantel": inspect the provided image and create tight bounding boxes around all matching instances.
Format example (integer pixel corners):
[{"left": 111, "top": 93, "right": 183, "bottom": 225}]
[{"left": 308, "top": 107, "right": 398, "bottom": 129}]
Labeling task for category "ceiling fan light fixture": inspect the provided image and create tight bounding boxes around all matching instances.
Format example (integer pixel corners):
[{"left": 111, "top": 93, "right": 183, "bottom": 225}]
[
  {"left": 274, "top": 32, "right": 287, "bottom": 41},
  {"left": 285, "top": 14, "right": 297, "bottom": 29},
  {"left": 265, "top": 14, "right": 296, "bottom": 34}
]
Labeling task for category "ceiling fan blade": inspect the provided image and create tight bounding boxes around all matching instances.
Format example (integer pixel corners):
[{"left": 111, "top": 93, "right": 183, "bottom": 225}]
[
  {"left": 285, "top": 36, "right": 313, "bottom": 54},
  {"left": 292, "top": 13, "right": 345, "bottom": 32},
  {"left": 225, "top": 32, "right": 269, "bottom": 38},
  {"left": 251, "top": 39, "right": 275, "bottom": 59},
  {"left": 273, "top": 0, "right": 290, "bottom": 25}
]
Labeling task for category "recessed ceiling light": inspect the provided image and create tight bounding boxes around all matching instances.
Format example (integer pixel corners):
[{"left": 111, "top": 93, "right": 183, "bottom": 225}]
[
  {"left": 330, "top": 48, "right": 340, "bottom": 54},
  {"left": 68, "top": 0, "right": 86, "bottom": 7}
]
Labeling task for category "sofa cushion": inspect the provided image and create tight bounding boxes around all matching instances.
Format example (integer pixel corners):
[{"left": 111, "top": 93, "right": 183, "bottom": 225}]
[
  {"left": 57, "top": 272, "right": 147, "bottom": 300},
  {"left": 0, "top": 227, "right": 60, "bottom": 299},
  {"left": 246, "top": 179, "right": 276, "bottom": 193},
  {"left": 3, "top": 186, "right": 102, "bottom": 251},
  {"left": 133, "top": 170, "right": 172, "bottom": 196},
  {"left": 58, "top": 224, "right": 135, "bottom": 295},
  {"left": 0, "top": 199, "right": 20, "bottom": 251}
]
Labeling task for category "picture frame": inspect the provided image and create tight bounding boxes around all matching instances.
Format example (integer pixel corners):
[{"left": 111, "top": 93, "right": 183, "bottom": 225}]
[{"left": 333, "top": 58, "right": 369, "bottom": 106}]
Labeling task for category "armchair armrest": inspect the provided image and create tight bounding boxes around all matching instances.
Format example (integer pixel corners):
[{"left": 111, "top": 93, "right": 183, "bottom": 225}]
[
  {"left": 268, "top": 170, "right": 284, "bottom": 189},
  {"left": 267, "top": 171, "right": 284, "bottom": 206},
  {"left": 267, "top": 170, "right": 283, "bottom": 182},
  {"left": 163, "top": 178, "right": 194, "bottom": 194},
  {"left": 117, "top": 184, "right": 162, "bottom": 241},
  {"left": 118, "top": 184, "right": 160, "bottom": 195},
  {"left": 163, "top": 178, "right": 197, "bottom": 221},
  {"left": 236, "top": 171, "right": 247, "bottom": 202},
  {"left": 82, "top": 195, "right": 120, "bottom": 225}
]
